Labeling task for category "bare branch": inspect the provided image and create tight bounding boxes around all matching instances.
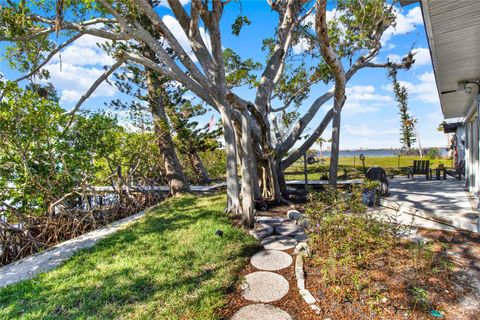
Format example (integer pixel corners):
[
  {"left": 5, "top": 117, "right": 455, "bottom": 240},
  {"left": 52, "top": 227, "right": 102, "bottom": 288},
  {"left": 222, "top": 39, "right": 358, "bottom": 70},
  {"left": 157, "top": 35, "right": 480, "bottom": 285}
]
[
  {"left": 3, "top": 14, "right": 130, "bottom": 42},
  {"left": 122, "top": 52, "right": 216, "bottom": 108},
  {"left": 63, "top": 59, "right": 125, "bottom": 129},
  {"left": 15, "top": 33, "right": 84, "bottom": 82},
  {"left": 281, "top": 107, "right": 334, "bottom": 169},
  {"left": 134, "top": 0, "right": 212, "bottom": 91},
  {"left": 255, "top": 0, "right": 302, "bottom": 113},
  {"left": 168, "top": 0, "right": 216, "bottom": 80}
]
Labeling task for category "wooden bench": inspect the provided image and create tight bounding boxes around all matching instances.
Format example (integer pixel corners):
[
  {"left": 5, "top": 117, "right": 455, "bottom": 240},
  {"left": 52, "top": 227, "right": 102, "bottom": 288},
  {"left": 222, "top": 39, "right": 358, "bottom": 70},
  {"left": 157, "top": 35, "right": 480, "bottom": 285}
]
[{"left": 407, "top": 160, "right": 431, "bottom": 180}]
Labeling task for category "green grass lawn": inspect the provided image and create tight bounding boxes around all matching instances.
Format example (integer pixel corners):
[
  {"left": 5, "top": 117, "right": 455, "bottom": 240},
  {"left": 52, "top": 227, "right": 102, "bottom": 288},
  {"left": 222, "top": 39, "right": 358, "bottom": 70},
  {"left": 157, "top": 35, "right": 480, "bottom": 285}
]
[
  {"left": 0, "top": 194, "right": 256, "bottom": 320},
  {"left": 284, "top": 156, "right": 453, "bottom": 180}
]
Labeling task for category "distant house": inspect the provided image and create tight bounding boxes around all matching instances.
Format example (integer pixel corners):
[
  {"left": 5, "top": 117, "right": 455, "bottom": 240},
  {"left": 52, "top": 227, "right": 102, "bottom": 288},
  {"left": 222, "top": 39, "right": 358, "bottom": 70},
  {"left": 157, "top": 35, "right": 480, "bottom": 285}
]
[{"left": 401, "top": 0, "right": 480, "bottom": 197}]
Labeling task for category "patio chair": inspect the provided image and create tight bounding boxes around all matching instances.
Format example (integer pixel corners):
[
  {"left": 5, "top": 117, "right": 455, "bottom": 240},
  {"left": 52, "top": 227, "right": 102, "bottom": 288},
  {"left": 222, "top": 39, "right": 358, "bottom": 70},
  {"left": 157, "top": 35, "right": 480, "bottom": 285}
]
[
  {"left": 407, "top": 160, "right": 431, "bottom": 180},
  {"left": 366, "top": 166, "right": 389, "bottom": 195},
  {"left": 447, "top": 160, "right": 465, "bottom": 180}
]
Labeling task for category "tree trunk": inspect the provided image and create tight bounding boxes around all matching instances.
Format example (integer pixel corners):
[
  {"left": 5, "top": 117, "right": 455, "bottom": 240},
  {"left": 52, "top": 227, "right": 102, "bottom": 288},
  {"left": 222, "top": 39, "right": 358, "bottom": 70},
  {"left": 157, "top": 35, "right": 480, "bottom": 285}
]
[
  {"left": 328, "top": 107, "right": 341, "bottom": 187},
  {"left": 189, "top": 152, "right": 211, "bottom": 184},
  {"left": 241, "top": 111, "right": 255, "bottom": 227},
  {"left": 146, "top": 69, "right": 190, "bottom": 196},
  {"left": 275, "top": 160, "right": 288, "bottom": 196},
  {"left": 251, "top": 152, "right": 262, "bottom": 201},
  {"left": 219, "top": 106, "right": 241, "bottom": 214}
]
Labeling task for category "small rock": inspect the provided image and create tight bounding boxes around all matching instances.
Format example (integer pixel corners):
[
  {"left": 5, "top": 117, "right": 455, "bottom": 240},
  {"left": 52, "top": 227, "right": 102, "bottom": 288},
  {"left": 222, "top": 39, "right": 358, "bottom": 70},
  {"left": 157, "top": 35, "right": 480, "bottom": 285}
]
[
  {"left": 310, "top": 304, "right": 321, "bottom": 314},
  {"left": 381, "top": 297, "right": 388, "bottom": 303},
  {"left": 287, "top": 209, "right": 302, "bottom": 220},
  {"left": 294, "top": 242, "right": 309, "bottom": 254},
  {"left": 410, "top": 235, "right": 431, "bottom": 244}
]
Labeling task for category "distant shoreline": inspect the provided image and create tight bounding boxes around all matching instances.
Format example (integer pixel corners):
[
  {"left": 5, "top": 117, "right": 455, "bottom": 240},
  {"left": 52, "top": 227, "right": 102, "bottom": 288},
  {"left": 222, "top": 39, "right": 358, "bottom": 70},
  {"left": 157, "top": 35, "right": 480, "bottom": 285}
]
[{"left": 317, "top": 148, "right": 448, "bottom": 158}]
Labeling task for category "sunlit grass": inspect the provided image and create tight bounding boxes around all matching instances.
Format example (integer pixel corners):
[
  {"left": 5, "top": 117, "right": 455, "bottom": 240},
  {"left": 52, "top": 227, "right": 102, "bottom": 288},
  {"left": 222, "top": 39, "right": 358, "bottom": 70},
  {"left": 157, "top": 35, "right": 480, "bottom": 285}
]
[
  {"left": 285, "top": 156, "right": 451, "bottom": 180},
  {"left": 0, "top": 194, "right": 255, "bottom": 320}
]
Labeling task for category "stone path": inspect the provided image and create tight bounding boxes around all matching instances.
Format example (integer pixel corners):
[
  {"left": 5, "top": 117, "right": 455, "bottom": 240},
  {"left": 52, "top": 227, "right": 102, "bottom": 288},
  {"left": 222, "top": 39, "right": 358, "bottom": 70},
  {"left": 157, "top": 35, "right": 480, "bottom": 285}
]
[{"left": 231, "top": 210, "right": 307, "bottom": 319}]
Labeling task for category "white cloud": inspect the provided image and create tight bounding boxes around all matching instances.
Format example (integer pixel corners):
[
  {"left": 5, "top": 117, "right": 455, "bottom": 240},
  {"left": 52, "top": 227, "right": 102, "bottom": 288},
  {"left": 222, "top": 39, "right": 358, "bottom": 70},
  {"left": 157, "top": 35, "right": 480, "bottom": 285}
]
[
  {"left": 382, "top": 6, "right": 423, "bottom": 45},
  {"left": 411, "top": 47, "right": 431, "bottom": 67},
  {"left": 42, "top": 63, "right": 117, "bottom": 104},
  {"left": 162, "top": 15, "right": 211, "bottom": 62},
  {"left": 386, "top": 48, "right": 430, "bottom": 68},
  {"left": 37, "top": 33, "right": 119, "bottom": 105},
  {"left": 292, "top": 38, "right": 312, "bottom": 55},
  {"left": 51, "top": 34, "right": 114, "bottom": 66},
  {"left": 401, "top": 72, "right": 439, "bottom": 104},
  {"left": 387, "top": 54, "right": 401, "bottom": 63},
  {"left": 296, "top": 9, "right": 343, "bottom": 54},
  {"left": 343, "top": 85, "right": 393, "bottom": 114},
  {"left": 158, "top": 0, "right": 190, "bottom": 7},
  {"left": 303, "top": 8, "right": 344, "bottom": 27},
  {"left": 383, "top": 71, "right": 439, "bottom": 104}
]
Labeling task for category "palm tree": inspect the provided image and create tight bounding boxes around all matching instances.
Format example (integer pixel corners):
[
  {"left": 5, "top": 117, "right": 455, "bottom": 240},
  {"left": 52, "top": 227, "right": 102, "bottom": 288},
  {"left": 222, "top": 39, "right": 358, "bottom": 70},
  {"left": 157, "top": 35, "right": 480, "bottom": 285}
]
[
  {"left": 317, "top": 137, "right": 326, "bottom": 161},
  {"left": 316, "top": 137, "right": 332, "bottom": 161}
]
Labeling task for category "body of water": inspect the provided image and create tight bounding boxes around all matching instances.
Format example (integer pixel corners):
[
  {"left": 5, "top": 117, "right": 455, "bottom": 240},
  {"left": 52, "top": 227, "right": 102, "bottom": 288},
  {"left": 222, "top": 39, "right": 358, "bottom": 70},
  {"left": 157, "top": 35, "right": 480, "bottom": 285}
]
[{"left": 319, "top": 148, "right": 448, "bottom": 158}]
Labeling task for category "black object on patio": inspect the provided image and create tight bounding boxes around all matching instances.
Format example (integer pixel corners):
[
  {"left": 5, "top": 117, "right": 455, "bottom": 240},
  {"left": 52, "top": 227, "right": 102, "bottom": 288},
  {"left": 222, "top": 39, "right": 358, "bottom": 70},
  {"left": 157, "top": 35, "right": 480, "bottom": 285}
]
[{"left": 366, "top": 166, "right": 389, "bottom": 195}]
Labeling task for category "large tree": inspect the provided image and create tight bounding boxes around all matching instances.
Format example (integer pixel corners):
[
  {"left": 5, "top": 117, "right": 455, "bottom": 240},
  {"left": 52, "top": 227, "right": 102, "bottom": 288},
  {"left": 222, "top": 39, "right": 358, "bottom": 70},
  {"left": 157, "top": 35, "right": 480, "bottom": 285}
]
[{"left": 0, "top": 0, "right": 415, "bottom": 226}]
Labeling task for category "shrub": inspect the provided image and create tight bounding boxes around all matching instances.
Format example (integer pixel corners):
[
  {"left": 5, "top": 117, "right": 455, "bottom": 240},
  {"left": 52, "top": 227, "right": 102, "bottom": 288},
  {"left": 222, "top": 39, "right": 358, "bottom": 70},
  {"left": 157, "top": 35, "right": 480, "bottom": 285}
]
[{"left": 427, "top": 147, "right": 441, "bottom": 159}]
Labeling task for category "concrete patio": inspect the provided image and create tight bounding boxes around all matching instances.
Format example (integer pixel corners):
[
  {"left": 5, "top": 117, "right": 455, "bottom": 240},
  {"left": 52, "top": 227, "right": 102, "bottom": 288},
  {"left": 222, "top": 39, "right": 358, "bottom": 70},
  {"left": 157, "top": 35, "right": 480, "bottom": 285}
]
[{"left": 378, "top": 176, "right": 479, "bottom": 233}]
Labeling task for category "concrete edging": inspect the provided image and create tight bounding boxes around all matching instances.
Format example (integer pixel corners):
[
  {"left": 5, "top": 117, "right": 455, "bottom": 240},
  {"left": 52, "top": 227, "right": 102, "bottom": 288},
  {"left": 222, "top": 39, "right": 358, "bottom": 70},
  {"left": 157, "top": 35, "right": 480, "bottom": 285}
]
[
  {"left": 0, "top": 208, "right": 150, "bottom": 288},
  {"left": 294, "top": 243, "right": 321, "bottom": 315}
]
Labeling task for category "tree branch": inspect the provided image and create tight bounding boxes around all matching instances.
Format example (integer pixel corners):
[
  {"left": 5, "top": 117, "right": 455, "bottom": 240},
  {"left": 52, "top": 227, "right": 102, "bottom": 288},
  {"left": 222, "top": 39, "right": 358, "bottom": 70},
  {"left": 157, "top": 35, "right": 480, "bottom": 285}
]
[
  {"left": 281, "top": 107, "right": 333, "bottom": 169},
  {"left": 123, "top": 52, "right": 216, "bottom": 108},
  {"left": 15, "top": 33, "right": 84, "bottom": 82},
  {"left": 254, "top": 0, "right": 302, "bottom": 114},
  {"left": 63, "top": 59, "right": 125, "bottom": 129},
  {"left": 134, "top": 0, "right": 212, "bottom": 91},
  {"left": 168, "top": 0, "right": 216, "bottom": 81}
]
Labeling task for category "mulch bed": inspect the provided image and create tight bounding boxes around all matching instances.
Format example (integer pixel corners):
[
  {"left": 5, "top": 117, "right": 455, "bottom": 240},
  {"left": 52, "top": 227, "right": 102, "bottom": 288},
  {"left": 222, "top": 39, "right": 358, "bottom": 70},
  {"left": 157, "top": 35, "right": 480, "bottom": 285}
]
[
  {"left": 221, "top": 203, "right": 480, "bottom": 320},
  {"left": 302, "top": 228, "right": 480, "bottom": 320}
]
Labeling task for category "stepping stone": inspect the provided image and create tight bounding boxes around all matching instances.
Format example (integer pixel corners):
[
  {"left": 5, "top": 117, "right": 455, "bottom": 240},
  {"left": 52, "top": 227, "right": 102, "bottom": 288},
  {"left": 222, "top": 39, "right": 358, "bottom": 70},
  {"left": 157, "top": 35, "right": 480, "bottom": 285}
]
[
  {"left": 260, "top": 235, "right": 297, "bottom": 250},
  {"left": 275, "top": 224, "right": 304, "bottom": 236},
  {"left": 231, "top": 304, "right": 292, "bottom": 320},
  {"left": 287, "top": 209, "right": 302, "bottom": 220},
  {"left": 249, "top": 225, "right": 274, "bottom": 240},
  {"left": 241, "top": 271, "right": 289, "bottom": 302},
  {"left": 255, "top": 216, "right": 284, "bottom": 228},
  {"left": 294, "top": 233, "right": 309, "bottom": 242},
  {"left": 250, "top": 249, "right": 292, "bottom": 271}
]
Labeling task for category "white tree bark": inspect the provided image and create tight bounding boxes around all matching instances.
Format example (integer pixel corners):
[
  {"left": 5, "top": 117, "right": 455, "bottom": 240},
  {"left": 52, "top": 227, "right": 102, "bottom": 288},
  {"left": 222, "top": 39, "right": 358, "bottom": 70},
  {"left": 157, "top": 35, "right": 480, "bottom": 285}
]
[{"left": 241, "top": 111, "right": 255, "bottom": 227}]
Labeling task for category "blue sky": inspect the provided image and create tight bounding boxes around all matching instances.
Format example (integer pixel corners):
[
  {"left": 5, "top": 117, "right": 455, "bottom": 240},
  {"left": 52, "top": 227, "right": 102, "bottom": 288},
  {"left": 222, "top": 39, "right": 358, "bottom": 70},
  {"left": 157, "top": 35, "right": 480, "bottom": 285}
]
[{"left": 0, "top": 1, "right": 446, "bottom": 150}]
